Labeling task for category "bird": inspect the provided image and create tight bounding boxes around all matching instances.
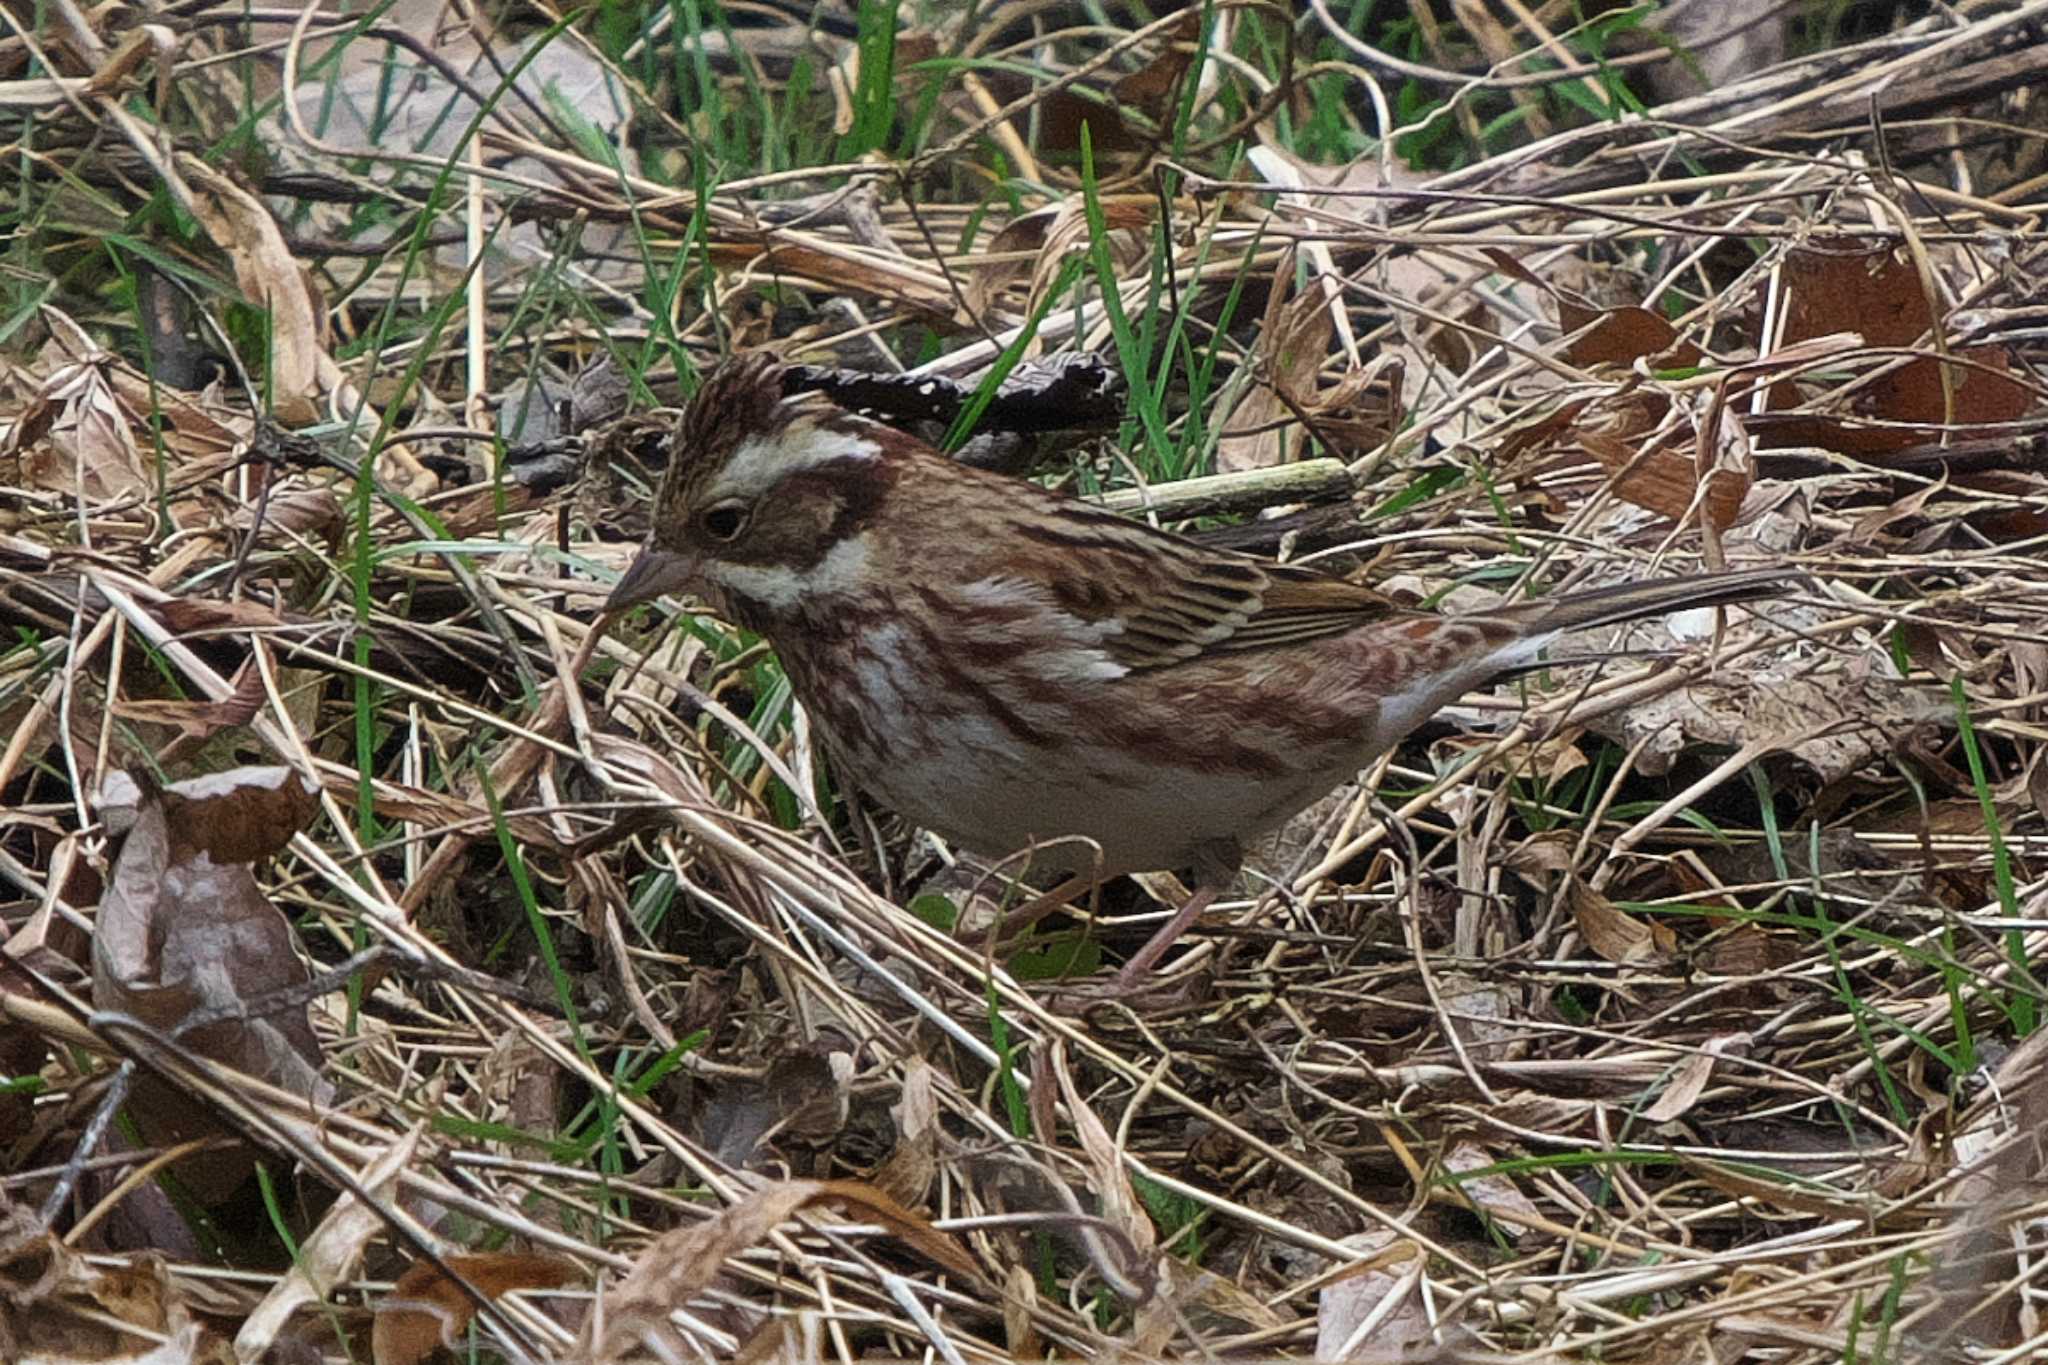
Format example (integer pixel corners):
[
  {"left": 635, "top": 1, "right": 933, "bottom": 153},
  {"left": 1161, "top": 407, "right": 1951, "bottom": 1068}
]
[{"left": 607, "top": 352, "right": 1793, "bottom": 989}]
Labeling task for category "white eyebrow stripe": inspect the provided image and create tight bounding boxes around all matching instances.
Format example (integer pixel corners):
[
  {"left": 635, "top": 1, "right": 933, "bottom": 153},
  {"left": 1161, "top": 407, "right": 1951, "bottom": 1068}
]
[{"left": 711, "top": 413, "right": 881, "bottom": 502}]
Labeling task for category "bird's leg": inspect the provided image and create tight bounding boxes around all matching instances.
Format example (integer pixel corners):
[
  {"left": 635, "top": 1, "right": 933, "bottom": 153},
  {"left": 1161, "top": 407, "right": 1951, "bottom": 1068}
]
[
  {"left": 1110, "top": 838, "right": 1242, "bottom": 990},
  {"left": 1110, "top": 881, "right": 1223, "bottom": 989},
  {"left": 979, "top": 871, "right": 1100, "bottom": 951}
]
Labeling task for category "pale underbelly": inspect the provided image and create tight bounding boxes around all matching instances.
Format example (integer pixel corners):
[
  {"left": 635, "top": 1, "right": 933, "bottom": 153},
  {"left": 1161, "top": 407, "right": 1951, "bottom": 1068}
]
[{"left": 813, "top": 702, "right": 1363, "bottom": 878}]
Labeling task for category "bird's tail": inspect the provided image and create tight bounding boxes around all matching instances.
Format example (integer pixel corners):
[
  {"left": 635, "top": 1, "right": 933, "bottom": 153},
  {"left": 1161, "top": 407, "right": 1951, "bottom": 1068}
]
[
  {"left": 1494, "top": 566, "right": 1801, "bottom": 634},
  {"left": 1474, "top": 566, "right": 1802, "bottom": 677}
]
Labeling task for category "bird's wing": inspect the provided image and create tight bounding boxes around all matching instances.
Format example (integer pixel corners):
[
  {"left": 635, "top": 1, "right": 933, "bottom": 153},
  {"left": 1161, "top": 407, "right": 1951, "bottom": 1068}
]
[{"left": 1019, "top": 498, "right": 1399, "bottom": 670}]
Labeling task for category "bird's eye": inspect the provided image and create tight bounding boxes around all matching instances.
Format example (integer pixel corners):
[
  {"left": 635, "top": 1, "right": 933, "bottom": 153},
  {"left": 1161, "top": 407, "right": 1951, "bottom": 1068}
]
[{"left": 701, "top": 501, "right": 750, "bottom": 541}]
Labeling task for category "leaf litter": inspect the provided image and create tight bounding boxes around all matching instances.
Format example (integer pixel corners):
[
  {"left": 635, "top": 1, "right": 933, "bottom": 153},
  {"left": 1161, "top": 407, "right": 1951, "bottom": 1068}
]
[{"left": 5, "top": 3, "right": 2048, "bottom": 1362}]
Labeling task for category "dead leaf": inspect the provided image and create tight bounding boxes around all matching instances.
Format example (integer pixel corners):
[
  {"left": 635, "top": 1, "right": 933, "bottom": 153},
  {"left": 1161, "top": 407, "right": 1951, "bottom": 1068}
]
[
  {"left": 874, "top": 1058, "right": 939, "bottom": 1208},
  {"left": 0, "top": 1212, "right": 233, "bottom": 1361},
  {"left": 1440, "top": 1142, "right": 1541, "bottom": 1242},
  {"left": 374, "top": 1251, "right": 582, "bottom": 1365},
  {"left": 1113, "top": 10, "right": 1201, "bottom": 106},
  {"left": 1679, "top": 1155, "right": 1883, "bottom": 1221},
  {"left": 1315, "top": 1230, "right": 1439, "bottom": 1362},
  {"left": 584, "top": 1180, "right": 975, "bottom": 1363},
  {"left": 1764, "top": 240, "right": 2033, "bottom": 455},
  {"left": 1502, "top": 830, "right": 1577, "bottom": 883},
  {"left": 7, "top": 326, "right": 148, "bottom": 500},
  {"left": 1051, "top": 1038, "right": 1160, "bottom": 1330},
  {"left": 241, "top": 1126, "right": 428, "bottom": 1360},
  {"left": 99, "top": 765, "right": 321, "bottom": 867},
  {"left": 180, "top": 156, "right": 325, "bottom": 424},
  {"left": 1218, "top": 251, "right": 1333, "bottom": 474},
  {"left": 705, "top": 238, "right": 959, "bottom": 321},
  {"left": 1559, "top": 299, "right": 1703, "bottom": 370},
  {"left": 91, "top": 766, "right": 327, "bottom": 1202},
  {"left": 1568, "top": 878, "right": 1673, "bottom": 963},
  {"left": 1582, "top": 427, "right": 1746, "bottom": 530},
  {"left": 1641, "top": 1033, "right": 1750, "bottom": 1123},
  {"left": 111, "top": 658, "right": 264, "bottom": 750}
]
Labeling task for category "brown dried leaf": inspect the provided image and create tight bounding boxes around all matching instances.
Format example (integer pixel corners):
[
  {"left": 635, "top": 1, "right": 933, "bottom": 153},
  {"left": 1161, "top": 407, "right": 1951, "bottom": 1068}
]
[
  {"left": 1582, "top": 429, "right": 1745, "bottom": 530},
  {"left": 1641, "top": 1033, "right": 1749, "bottom": 1123},
  {"left": 104, "top": 367, "right": 246, "bottom": 452},
  {"left": 1154, "top": 1259, "right": 1288, "bottom": 1342},
  {"left": 243, "top": 1126, "right": 426, "bottom": 1360},
  {"left": 873, "top": 1057, "right": 939, "bottom": 1208},
  {"left": 1568, "top": 878, "right": 1673, "bottom": 964},
  {"left": 1051, "top": 1038, "right": 1158, "bottom": 1315},
  {"left": 1558, "top": 299, "right": 1703, "bottom": 369},
  {"left": 1679, "top": 1156, "right": 1881, "bottom": 1220},
  {"left": 1699, "top": 924, "right": 1802, "bottom": 980},
  {"left": 1440, "top": 1142, "right": 1541, "bottom": 1243},
  {"left": 1019, "top": 194, "right": 1155, "bottom": 328},
  {"left": 704, "top": 239, "right": 958, "bottom": 319},
  {"left": 111, "top": 658, "right": 264, "bottom": 749},
  {"left": 98, "top": 765, "right": 320, "bottom": 867},
  {"left": 586, "top": 1180, "right": 975, "bottom": 1363},
  {"left": 1502, "top": 830, "right": 1577, "bottom": 883},
  {"left": 1315, "top": 1230, "right": 1436, "bottom": 1362},
  {"left": 180, "top": 156, "right": 325, "bottom": 424},
  {"left": 1768, "top": 241, "right": 2034, "bottom": 454},
  {"left": 9, "top": 343, "right": 148, "bottom": 500},
  {"left": 90, "top": 767, "right": 326, "bottom": 1202},
  {"left": 1036, "top": 88, "right": 1145, "bottom": 155},
  {"left": 374, "top": 1252, "right": 582, "bottom": 1365},
  {"left": 1112, "top": 10, "right": 1201, "bottom": 105},
  {"left": 0, "top": 1213, "right": 233, "bottom": 1361},
  {"left": 233, "top": 485, "right": 347, "bottom": 547},
  {"left": 1493, "top": 397, "right": 1590, "bottom": 466},
  {"left": 1218, "top": 255, "right": 1333, "bottom": 474}
]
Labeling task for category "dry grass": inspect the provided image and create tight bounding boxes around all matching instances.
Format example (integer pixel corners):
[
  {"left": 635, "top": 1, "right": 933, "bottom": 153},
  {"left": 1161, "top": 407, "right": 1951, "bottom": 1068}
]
[{"left": 5, "top": 2, "right": 2048, "bottom": 1361}]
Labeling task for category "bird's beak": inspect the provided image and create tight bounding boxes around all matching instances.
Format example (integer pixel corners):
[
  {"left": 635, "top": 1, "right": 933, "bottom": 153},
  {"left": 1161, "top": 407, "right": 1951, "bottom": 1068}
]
[{"left": 608, "top": 546, "right": 697, "bottom": 613}]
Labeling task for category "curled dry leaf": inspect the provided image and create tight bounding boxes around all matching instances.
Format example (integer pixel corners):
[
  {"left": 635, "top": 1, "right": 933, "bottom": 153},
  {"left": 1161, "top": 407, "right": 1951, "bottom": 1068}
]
[
  {"left": 1440, "top": 1141, "right": 1541, "bottom": 1243},
  {"left": 179, "top": 156, "right": 325, "bottom": 424},
  {"left": 704, "top": 238, "right": 958, "bottom": 321},
  {"left": 1755, "top": 240, "right": 2034, "bottom": 457},
  {"left": 4, "top": 328, "right": 148, "bottom": 500},
  {"left": 584, "top": 1179, "right": 975, "bottom": 1364},
  {"left": 0, "top": 1207, "right": 229, "bottom": 1362},
  {"left": 1501, "top": 829, "right": 1577, "bottom": 883},
  {"left": 1217, "top": 254, "right": 1333, "bottom": 474},
  {"left": 1048, "top": 1036, "right": 1162, "bottom": 1334},
  {"left": 1640, "top": 1033, "right": 1750, "bottom": 1124},
  {"left": 91, "top": 765, "right": 327, "bottom": 1202},
  {"left": 111, "top": 657, "right": 265, "bottom": 751},
  {"left": 1523, "top": 290, "right": 1756, "bottom": 532},
  {"left": 1578, "top": 407, "right": 1749, "bottom": 533},
  {"left": 1150, "top": 1259, "right": 1288, "bottom": 1345},
  {"left": 1315, "top": 1230, "right": 1435, "bottom": 1363},
  {"left": 972, "top": 194, "right": 1157, "bottom": 327},
  {"left": 231, "top": 485, "right": 347, "bottom": 548},
  {"left": 872, "top": 1056, "right": 939, "bottom": 1208},
  {"left": 1001, "top": 1263, "right": 1040, "bottom": 1359},
  {"left": 373, "top": 1251, "right": 583, "bottom": 1365},
  {"left": 99, "top": 765, "right": 320, "bottom": 867},
  {"left": 1567, "top": 877, "right": 1674, "bottom": 964},
  {"left": 239, "top": 1125, "right": 425, "bottom": 1361},
  {"left": 1558, "top": 298, "right": 1703, "bottom": 370},
  {"left": 1599, "top": 670, "right": 1950, "bottom": 783}
]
